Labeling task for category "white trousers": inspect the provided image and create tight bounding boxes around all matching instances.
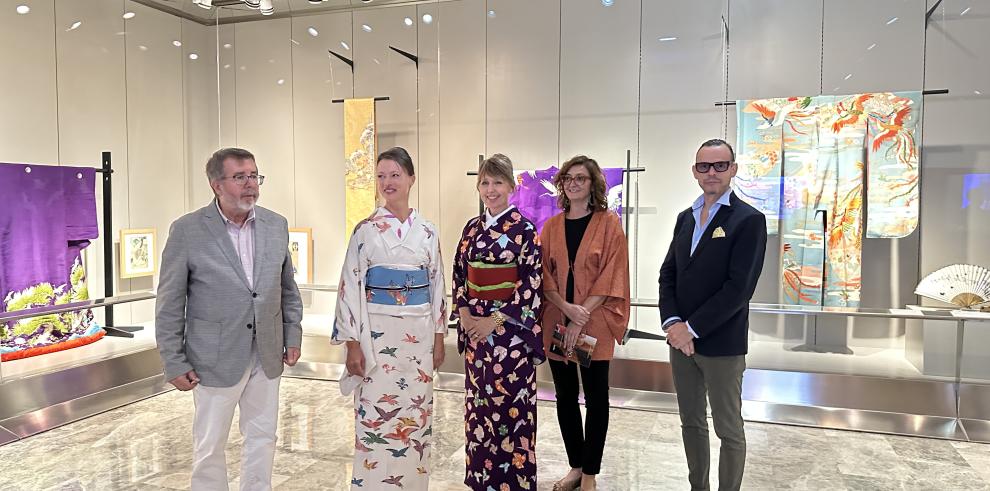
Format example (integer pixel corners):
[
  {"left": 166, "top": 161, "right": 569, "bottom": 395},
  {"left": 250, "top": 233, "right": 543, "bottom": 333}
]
[{"left": 191, "top": 350, "right": 281, "bottom": 491}]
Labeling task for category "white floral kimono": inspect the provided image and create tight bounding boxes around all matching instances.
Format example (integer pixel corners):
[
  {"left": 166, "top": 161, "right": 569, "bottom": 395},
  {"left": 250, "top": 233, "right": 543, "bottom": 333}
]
[{"left": 333, "top": 207, "right": 448, "bottom": 490}]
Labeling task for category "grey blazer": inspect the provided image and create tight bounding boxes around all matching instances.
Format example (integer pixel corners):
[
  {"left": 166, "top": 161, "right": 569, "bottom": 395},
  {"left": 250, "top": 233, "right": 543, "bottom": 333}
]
[{"left": 155, "top": 201, "right": 304, "bottom": 388}]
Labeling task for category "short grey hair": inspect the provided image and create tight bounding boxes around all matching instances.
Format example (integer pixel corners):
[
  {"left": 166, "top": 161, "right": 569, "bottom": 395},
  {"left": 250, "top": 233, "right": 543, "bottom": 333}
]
[
  {"left": 206, "top": 147, "right": 256, "bottom": 183},
  {"left": 477, "top": 153, "right": 516, "bottom": 191}
]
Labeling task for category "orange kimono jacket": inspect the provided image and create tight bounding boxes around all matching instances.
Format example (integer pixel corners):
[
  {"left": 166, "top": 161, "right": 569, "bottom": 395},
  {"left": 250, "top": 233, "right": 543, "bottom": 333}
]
[{"left": 540, "top": 210, "right": 630, "bottom": 361}]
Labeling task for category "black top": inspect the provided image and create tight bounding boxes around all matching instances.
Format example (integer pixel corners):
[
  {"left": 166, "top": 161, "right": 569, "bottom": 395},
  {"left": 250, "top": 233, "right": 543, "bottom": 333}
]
[{"left": 564, "top": 212, "right": 593, "bottom": 303}]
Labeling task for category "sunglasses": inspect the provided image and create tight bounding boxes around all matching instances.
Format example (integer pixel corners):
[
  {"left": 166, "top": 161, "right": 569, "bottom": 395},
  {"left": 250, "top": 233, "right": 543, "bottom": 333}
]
[{"left": 694, "top": 161, "right": 732, "bottom": 173}]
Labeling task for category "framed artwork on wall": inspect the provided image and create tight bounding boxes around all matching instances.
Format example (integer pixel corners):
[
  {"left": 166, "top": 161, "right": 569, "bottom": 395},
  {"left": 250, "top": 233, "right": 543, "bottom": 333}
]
[
  {"left": 288, "top": 228, "right": 313, "bottom": 285},
  {"left": 119, "top": 228, "right": 157, "bottom": 279}
]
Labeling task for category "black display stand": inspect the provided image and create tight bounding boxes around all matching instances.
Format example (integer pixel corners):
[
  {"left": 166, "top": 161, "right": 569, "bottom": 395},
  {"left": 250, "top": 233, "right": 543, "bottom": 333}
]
[{"left": 95, "top": 151, "right": 144, "bottom": 338}]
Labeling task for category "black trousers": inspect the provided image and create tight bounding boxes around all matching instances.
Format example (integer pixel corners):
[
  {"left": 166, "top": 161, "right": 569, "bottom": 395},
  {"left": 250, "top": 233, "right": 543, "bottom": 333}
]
[{"left": 548, "top": 358, "right": 611, "bottom": 475}]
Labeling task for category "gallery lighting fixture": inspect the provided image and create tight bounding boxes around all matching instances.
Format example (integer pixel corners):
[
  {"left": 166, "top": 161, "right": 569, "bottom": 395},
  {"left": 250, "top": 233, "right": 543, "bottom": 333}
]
[
  {"left": 422, "top": 13, "right": 433, "bottom": 24},
  {"left": 308, "top": 0, "right": 321, "bottom": 4},
  {"left": 192, "top": 0, "right": 213, "bottom": 9},
  {"left": 67, "top": 21, "right": 82, "bottom": 31},
  {"left": 16, "top": 5, "right": 30, "bottom": 14},
  {"left": 243, "top": 0, "right": 260, "bottom": 8},
  {"left": 122, "top": 12, "right": 136, "bottom": 19},
  {"left": 308, "top": 27, "right": 319, "bottom": 37},
  {"left": 259, "top": 0, "right": 274, "bottom": 15}
]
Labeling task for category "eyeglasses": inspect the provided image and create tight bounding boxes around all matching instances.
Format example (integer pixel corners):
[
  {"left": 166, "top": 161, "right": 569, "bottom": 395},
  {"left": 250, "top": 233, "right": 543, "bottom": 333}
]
[
  {"left": 222, "top": 174, "right": 266, "bottom": 186},
  {"left": 694, "top": 161, "right": 732, "bottom": 173},
  {"left": 562, "top": 175, "right": 589, "bottom": 185}
]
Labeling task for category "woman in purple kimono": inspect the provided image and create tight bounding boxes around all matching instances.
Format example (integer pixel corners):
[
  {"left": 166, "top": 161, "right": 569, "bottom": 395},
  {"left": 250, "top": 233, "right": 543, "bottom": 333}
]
[{"left": 452, "top": 153, "right": 545, "bottom": 491}]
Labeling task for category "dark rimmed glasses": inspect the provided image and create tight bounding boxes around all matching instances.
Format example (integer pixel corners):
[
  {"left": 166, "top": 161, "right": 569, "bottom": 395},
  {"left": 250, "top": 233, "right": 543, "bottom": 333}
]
[{"left": 694, "top": 161, "right": 732, "bottom": 173}]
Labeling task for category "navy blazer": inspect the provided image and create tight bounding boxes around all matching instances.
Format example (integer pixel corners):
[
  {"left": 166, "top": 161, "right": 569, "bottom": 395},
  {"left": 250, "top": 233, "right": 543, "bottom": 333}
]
[{"left": 658, "top": 191, "right": 768, "bottom": 357}]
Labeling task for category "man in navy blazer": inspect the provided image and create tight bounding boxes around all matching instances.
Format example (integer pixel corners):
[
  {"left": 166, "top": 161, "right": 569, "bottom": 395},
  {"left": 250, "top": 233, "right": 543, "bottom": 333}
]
[{"left": 659, "top": 139, "right": 768, "bottom": 491}]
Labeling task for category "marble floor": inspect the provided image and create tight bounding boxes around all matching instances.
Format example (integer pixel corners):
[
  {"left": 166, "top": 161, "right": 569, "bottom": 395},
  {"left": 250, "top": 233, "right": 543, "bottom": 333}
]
[{"left": 1, "top": 378, "right": 988, "bottom": 490}]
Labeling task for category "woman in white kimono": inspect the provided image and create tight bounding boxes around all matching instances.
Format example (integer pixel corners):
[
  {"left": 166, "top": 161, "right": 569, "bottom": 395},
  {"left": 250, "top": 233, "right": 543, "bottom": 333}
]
[{"left": 332, "top": 147, "right": 448, "bottom": 490}]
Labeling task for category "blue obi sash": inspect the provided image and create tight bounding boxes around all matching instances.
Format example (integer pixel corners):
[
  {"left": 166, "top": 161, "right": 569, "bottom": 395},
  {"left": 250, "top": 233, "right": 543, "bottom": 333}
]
[{"left": 365, "top": 266, "right": 431, "bottom": 306}]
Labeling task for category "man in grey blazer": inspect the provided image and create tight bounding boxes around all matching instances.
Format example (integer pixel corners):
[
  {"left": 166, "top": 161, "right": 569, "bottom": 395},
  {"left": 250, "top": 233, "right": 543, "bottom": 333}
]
[{"left": 156, "top": 147, "right": 303, "bottom": 491}]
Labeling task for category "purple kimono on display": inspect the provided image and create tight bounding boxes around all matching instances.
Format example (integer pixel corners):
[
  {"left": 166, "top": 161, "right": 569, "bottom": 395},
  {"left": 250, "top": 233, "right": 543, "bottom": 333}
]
[
  {"left": 452, "top": 208, "right": 545, "bottom": 491},
  {"left": 0, "top": 163, "right": 102, "bottom": 361},
  {"left": 509, "top": 166, "right": 625, "bottom": 233}
]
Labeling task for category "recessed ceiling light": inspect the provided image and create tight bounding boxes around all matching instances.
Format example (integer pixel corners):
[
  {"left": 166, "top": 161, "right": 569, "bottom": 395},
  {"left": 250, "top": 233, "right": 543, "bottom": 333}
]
[
  {"left": 277, "top": 79, "right": 285, "bottom": 85},
  {"left": 122, "top": 12, "right": 136, "bottom": 19},
  {"left": 308, "top": 0, "right": 320, "bottom": 4},
  {"left": 422, "top": 13, "right": 433, "bottom": 24},
  {"left": 223, "top": 43, "right": 232, "bottom": 49},
  {"left": 976, "top": 90, "right": 983, "bottom": 95},
  {"left": 487, "top": 10, "right": 495, "bottom": 17},
  {"left": 658, "top": 36, "right": 677, "bottom": 42},
  {"left": 67, "top": 21, "right": 82, "bottom": 31},
  {"left": 961, "top": 7, "right": 971, "bottom": 16},
  {"left": 403, "top": 17, "right": 413, "bottom": 26},
  {"left": 886, "top": 17, "right": 898, "bottom": 25},
  {"left": 601, "top": 0, "right": 614, "bottom": 6},
  {"left": 173, "top": 40, "right": 182, "bottom": 47},
  {"left": 138, "top": 45, "right": 148, "bottom": 51},
  {"left": 844, "top": 73, "right": 853, "bottom": 80},
  {"left": 867, "top": 43, "right": 877, "bottom": 50},
  {"left": 189, "top": 53, "right": 199, "bottom": 60},
  {"left": 16, "top": 5, "right": 30, "bottom": 14},
  {"left": 308, "top": 27, "right": 319, "bottom": 37},
  {"left": 361, "top": 24, "right": 372, "bottom": 32},
  {"left": 340, "top": 41, "right": 350, "bottom": 50}
]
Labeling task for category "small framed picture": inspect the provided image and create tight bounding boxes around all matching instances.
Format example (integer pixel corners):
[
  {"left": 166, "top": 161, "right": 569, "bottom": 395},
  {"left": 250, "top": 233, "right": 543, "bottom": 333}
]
[
  {"left": 288, "top": 228, "right": 314, "bottom": 285},
  {"left": 119, "top": 228, "right": 157, "bottom": 279}
]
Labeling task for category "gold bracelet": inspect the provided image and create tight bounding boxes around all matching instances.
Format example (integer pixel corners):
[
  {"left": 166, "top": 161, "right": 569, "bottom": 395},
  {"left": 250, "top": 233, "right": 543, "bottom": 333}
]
[{"left": 492, "top": 311, "right": 505, "bottom": 330}]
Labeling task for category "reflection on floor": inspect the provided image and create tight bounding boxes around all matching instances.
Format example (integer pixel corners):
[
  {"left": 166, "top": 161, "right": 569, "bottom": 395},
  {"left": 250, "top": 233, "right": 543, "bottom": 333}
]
[{"left": 1, "top": 378, "right": 989, "bottom": 490}]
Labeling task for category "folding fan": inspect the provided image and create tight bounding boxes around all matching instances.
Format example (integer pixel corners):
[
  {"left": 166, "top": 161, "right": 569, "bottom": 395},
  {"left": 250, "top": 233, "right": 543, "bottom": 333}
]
[{"left": 915, "top": 264, "right": 990, "bottom": 309}]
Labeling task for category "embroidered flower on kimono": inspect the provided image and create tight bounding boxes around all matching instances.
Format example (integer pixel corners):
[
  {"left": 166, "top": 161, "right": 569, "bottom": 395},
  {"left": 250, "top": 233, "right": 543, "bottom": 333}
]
[
  {"left": 509, "top": 349, "right": 521, "bottom": 359},
  {"left": 499, "top": 250, "right": 516, "bottom": 262},
  {"left": 485, "top": 459, "right": 493, "bottom": 470},
  {"left": 508, "top": 407, "right": 519, "bottom": 418},
  {"left": 493, "top": 363, "right": 503, "bottom": 375},
  {"left": 485, "top": 384, "right": 493, "bottom": 394},
  {"left": 492, "top": 412, "right": 501, "bottom": 422},
  {"left": 498, "top": 424, "right": 509, "bottom": 436},
  {"left": 512, "top": 452, "right": 526, "bottom": 468},
  {"left": 501, "top": 484, "right": 512, "bottom": 491},
  {"left": 511, "top": 211, "right": 522, "bottom": 221}
]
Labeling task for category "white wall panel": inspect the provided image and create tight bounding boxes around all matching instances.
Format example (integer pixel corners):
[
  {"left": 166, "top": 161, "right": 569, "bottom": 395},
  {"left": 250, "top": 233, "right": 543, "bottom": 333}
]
[
  {"left": 234, "top": 19, "right": 296, "bottom": 221},
  {"left": 637, "top": 0, "right": 727, "bottom": 331},
  {"left": 0, "top": 0, "right": 58, "bottom": 164},
  {"left": 437, "top": 0, "right": 486, "bottom": 280},
  {"left": 485, "top": 0, "right": 560, "bottom": 170},
  {"left": 559, "top": 0, "right": 640, "bottom": 167},
  {"left": 291, "top": 12, "right": 353, "bottom": 290},
  {"left": 124, "top": 1, "right": 186, "bottom": 322},
  {"left": 183, "top": 20, "right": 220, "bottom": 210},
  {"left": 417, "top": 3, "right": 441, "bottom": 228},
  {"left": 353, "top": 5, "right": 420, "bottom": 202}
]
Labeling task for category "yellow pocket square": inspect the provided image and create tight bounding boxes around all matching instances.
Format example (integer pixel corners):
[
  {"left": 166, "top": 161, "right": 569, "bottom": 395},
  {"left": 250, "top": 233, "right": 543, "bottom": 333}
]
[{"left": 712, "top": 226, "right": 726, "bottom": 239}]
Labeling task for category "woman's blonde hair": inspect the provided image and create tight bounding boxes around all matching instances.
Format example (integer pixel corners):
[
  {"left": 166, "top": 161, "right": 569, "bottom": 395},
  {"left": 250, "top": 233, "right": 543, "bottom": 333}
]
[{"left": 477, "top": 153, "right": 516, "bottom": 191}]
